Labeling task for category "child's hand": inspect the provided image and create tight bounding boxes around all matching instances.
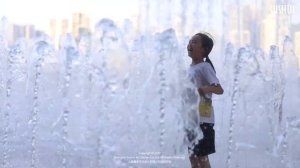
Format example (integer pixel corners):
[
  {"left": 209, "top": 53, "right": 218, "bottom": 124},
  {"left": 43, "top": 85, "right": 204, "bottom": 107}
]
[
  {"left": 198, "top": 87, "right": 204, "bottom": 96},
  {"left": 198, "top": 84, "right": 224, "bottom": 95},
  {"left": 198, "top": 87, "right": 210, "bottom": 95}
]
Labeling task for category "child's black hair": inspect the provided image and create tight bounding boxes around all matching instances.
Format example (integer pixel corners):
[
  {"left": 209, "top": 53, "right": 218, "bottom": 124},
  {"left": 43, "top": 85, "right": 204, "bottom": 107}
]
[{"left": 195, "top": 32, "right": 215, "bottom": 72}]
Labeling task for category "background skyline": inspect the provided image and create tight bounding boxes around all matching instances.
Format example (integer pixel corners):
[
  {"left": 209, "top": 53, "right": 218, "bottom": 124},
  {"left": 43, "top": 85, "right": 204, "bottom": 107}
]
[
  {"left": 0, "top": 0, "right": 139, "bottom": 31},
  {"left": 1, "top": 0, "right": 300, "bottom": 56},
  {"left": 1, "top": 0, "right": 300, "bottom": 31}
]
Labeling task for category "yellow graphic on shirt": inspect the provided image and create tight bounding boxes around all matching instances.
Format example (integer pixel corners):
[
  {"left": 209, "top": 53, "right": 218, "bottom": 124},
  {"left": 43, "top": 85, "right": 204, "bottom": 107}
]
[{"left": 199, "top": 101, "right": 212, "bottom": 117}]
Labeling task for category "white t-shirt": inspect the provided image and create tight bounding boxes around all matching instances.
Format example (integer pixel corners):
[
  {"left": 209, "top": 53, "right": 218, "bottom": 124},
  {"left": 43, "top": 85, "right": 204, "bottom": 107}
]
[{"left": 188, "top": 62, "right": 220, "bottom": 124}]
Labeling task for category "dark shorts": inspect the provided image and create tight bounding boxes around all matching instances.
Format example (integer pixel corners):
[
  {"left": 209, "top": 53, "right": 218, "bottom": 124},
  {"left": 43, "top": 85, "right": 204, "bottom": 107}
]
[{"left": 188, "top": 123, "right": 215, "bottom": 156}]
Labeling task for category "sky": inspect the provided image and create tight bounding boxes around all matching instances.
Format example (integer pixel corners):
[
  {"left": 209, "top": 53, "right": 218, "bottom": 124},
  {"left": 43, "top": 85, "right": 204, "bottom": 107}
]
[
  {"left": 0, "top": 0, "right": 139, "bottom": 30},
  {"left": 1, "top": 0, "right": 300, "bottom": 32}
]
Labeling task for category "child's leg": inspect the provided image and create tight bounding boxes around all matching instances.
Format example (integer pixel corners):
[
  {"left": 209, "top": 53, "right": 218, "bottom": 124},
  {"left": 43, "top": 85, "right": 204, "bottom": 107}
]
[
  {"left": 189, "top": 154, "right": 201, "bottom": 168},
  {"left": 188, "top": 123, "right": 215, "bottom": 168},
  {"left": 198, "top": 155, "right": 211, "bottom": 168},
  {"left": 189, "top": 154, "right": 211, "bottom": 168}
]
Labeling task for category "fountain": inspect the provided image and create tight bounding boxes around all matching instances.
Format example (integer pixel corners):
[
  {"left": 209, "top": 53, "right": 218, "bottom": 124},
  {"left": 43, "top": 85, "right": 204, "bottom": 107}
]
[{"left": 1, "top": 0, "right": 300, "bottom": 167}]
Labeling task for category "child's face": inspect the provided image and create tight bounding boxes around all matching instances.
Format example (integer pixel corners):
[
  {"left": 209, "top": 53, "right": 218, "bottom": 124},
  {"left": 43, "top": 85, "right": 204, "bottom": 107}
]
[{"left": 187, "top": 35, "right": 205, "bottom": 60}]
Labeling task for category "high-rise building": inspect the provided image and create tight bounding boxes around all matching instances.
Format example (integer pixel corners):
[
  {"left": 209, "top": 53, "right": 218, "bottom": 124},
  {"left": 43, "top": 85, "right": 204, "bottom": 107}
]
[
  {"left": 61, "top": 19, "right": 69, "bottom": 35},
  {"left": 227, "top": 4, "right": 252, "bottom": 47},
  {"left": 6, "top": 23, "right": 35, "bottom": 44},
  {"left": 261, "top": 12, "right": 276, "bottom": 51},
  {"left": 261, "top": 0, "right": 292, "bottom": 51},
  {"left": 48, "top": 13, "right": 91, "bottom": 48},
  {"left": 13, "top": 24, "right": 26, "bottom": 42},
  {"left": 48, "top": 18, "right": 71, "bottom": 48},
  {"left": 294, "top": 31, "right": 300, "bottom": 75},
  {"left": 25, "top": 25, "right": 35, "bottom": 39},
  {"left": 72, "top": 12, "right": 91, "bottom": 40},
  {"left": 7, "top": 23, "right": 14, "bottom": 44},
  {"left": 49, "top": 19, "right": 57, "bottom": 41}
]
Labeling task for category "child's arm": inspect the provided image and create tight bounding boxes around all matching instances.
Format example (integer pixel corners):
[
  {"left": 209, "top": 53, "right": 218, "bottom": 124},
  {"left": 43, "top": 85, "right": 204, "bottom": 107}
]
[{"left": 198, "top": 84, "right": 224, "bottom": 95}]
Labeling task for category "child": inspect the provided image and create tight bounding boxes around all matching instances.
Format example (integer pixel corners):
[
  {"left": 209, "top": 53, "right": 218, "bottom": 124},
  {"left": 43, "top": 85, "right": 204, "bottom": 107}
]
[{"left": 187, "top": 33, "right": 224, "bottom": 168}]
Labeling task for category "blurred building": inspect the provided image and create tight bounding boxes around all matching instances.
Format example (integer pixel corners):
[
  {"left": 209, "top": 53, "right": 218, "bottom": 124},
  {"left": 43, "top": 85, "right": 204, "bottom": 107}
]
[
  {"left": 72, "top": 12, "right": 91, "bottom": 40},
  {"left": 49, "top": 19, "right": 57, "bottom": 44},
  {"left": 47, "top": 12, "right": 91, "bottom": 47},
  {"left": 295, "top": 31, "right": 300, "bottom": 74},
  {"left": 261, "top": 12, "right": 276, "bottom": 51},
  {"left": 11, "top": 24, "right": 35, "bottom": 43},
  {"left": 49, "top": 18, "right": 71, "bottom": 47},
  {"left": 225, "top": 0, "right": 293, "bottom": 52},
  {"left": 261, "top": 0, "right": 293, "bottom": 52},
  {"left": 228, "top": 4, "right": 252, "bottom": 47}
]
